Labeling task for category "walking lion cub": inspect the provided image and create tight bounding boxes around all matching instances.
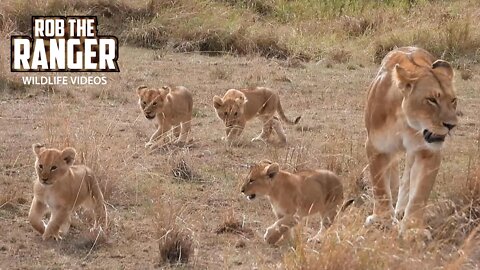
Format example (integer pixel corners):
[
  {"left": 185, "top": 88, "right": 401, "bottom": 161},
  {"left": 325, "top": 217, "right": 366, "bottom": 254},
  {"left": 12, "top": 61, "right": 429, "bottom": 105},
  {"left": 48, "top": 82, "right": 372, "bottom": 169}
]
[
  {"left": 241, "top": 160, "right": 351, "bottom": 244},
  {"left": 29, "top": 144, "right": 108, "bottom": 241},
  {"left": 213, "top": 87, "right": 300, "bottom": 146}
]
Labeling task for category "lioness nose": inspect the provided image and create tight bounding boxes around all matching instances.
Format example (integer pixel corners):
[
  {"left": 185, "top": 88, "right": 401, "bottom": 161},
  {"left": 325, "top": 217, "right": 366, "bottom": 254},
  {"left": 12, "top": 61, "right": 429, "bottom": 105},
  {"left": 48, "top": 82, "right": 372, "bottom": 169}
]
[{"left": 443, "top": 122, "right": 456, "bottom": 130}]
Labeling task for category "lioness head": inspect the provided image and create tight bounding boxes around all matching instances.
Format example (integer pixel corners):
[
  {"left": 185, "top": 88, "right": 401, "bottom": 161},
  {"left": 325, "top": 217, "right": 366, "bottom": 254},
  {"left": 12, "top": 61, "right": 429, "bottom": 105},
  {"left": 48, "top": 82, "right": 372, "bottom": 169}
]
[
  {"left": 394, "top": 60, "right": 458, "bottom": 147},
  {"left": 136, "top": 85, "right": 171, "bottom": 120},
  {"left": 213, "top": 90, "right": 248, "bottom": 128},
  {"left": 241, "top": 160, "right": 279, "bottom": 200},
  {"left": 32, "top": 144, "right": 76, "bottom": 186}
]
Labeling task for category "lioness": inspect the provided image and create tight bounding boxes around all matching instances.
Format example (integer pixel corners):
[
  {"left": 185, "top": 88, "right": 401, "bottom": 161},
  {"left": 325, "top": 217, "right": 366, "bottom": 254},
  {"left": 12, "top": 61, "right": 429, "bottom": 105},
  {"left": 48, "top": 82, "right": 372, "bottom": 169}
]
[
  {"left": 241, "top": 160, "right": 348, "bottom": 244},
  {"left": 213, "top": 87, "right": 301, "bottom": 145},
  {"left": 29, "top": 144, "right": 108, "bottom": 240},
  {"left": 364, "top": 47, "right": 458, "bottom": 236},
  {"left": 137, "top": 85, "right": 193, "bottom": 148}
]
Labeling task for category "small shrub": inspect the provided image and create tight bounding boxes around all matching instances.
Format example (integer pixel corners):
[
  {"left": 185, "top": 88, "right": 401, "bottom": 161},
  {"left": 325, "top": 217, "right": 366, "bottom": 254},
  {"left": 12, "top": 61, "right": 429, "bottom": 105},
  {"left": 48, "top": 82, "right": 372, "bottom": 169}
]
[{"left": 158, "top": 228, "right": 193, "bottom": 265}]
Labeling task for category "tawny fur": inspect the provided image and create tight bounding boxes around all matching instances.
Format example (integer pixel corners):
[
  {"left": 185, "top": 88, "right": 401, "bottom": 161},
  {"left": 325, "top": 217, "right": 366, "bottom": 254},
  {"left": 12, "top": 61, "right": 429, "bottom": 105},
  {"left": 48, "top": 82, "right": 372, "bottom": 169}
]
[
  {"left": 364, "top": 47, "right": 458, "bottom": 237},
  {"left": 241, "top": 160, "right": 344, "bottom": 244},
  {"left": 29, "top": 144, "right": 107, "bottom": 241},
  {"left": 137, "top": 85, "right": 193, "bottom": 149},
  {"left": 213, "top": 87, "right": 300, "bottom": 146}
]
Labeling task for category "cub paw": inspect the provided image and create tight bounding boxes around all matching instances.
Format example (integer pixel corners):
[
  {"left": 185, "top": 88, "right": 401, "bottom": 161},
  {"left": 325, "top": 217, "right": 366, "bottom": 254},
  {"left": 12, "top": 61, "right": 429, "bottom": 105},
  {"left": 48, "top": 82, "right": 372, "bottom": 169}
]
[
  {"left": 42, "top": 232, "right": 62, "bottom": 241},
  {"left": 264, "top": 227, "right": 282, "bottom": 245},
  {"left": 145, "top": 141, "right": 154, "bottom": 148}
]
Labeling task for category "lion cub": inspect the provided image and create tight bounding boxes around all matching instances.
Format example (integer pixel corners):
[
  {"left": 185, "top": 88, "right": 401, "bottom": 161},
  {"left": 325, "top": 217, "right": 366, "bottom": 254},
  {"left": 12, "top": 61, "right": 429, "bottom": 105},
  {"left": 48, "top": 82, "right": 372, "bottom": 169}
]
[
  {"left": 137, "top": 85, "right": 193, "bottom": 149},
  {"left": 29, "top": 144, "right": 107, "bottom": 241},
  {"left": 213, "top": 87, "right": 300, "bottom": 145},
  {"left": 241, "top": 160, "right": 347, "bottom": 244}
]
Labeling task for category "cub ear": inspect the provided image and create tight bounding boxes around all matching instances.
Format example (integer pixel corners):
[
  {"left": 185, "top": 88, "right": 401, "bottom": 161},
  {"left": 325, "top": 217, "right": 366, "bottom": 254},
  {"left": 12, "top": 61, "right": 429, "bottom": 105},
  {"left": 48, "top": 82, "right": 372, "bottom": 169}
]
[
  {"left": 235, "top": 96, "right": 248, "bottom": 106},
  {"left": 136, "top": 85, "right": 148, "bottom": 95},
  {"left": 61, "top": 147, "right": 76, "bottom": 166},
  {"left": 432, "top": 60, "right": 454, "bottom": 80},
  {"left": 260, "top": 159, "right": 273, "bottom": 165},
  {"left": 32, "top": 143, "right": 45, "bottom": 156},
  {"left": 393, "top": 64, "right": 419, "bottom": 92},
  {"left": 213, "top": 96, "right": 223, "bottom": 109},
  {"left": 264, "top": 163, "right": 280, "bottom": 178},
  {"left": 161, "top": 85, "right": 172, "bottom": 92}
]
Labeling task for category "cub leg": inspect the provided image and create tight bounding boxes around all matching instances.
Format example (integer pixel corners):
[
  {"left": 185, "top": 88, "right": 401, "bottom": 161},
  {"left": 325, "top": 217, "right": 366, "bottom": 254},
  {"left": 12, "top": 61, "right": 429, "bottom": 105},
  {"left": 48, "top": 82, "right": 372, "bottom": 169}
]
[
  {"left": 176, "top": 120, "right": 191, "bottom": 146},
  {"left": 225, "top": 123, "right": 245, "bottom": 145},
  {"left": 43, "top": 208, "right": 71, "bottom": 241},
  {"left": 172, "top": 125, "right": 181, "bottom": 138},
  {"left": 149, "top": 121, "right": 172, "bottom": 149},
  {"left": 252, "top": 116, "right": 274, "bottom": 142},
  {"left": 28, "top": 197, "right": 47, "bottom": 235},
  {"left": 272, "top": 117, "right": 287, "bottom": 146},
  {"left": 264, "top": 215, "right": 298, "bottom": 245}
]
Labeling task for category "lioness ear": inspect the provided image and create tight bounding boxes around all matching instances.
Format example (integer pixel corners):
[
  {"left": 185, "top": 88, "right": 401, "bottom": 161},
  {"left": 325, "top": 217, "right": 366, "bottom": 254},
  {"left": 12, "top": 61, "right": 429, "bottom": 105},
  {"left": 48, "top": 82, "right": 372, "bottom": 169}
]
[
  {"left": 136, "top": 85, "right": 148, "bottom": 96},
  {"left": 432, "top": 60, "right": 454, "bottom": 80},
  {"left": 393, "top": 64, "right": 418, "bottom": 92},
  {"left": 213, "top": 96, "right": 223, "bottom": 109},
  {"left": 265, "top": 163, "right": 280, "bottom": 178},
  {"left": 32, "top": 143, "right": 45, "bottom": 156},
  {"left": 61, "top": 147, "right": 76, "bottom": 166}
]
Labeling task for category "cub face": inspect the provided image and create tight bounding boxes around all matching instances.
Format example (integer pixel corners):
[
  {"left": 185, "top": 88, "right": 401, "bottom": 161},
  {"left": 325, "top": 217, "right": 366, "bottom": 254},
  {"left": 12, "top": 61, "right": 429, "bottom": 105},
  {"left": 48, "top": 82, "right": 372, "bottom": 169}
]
[
  {"left": 136, "top": 86, "right": 170, "bottom": 120},
  {"left": 32, "top": 144, "right": 76, "bottom": 186},
  {"left": 394, "top": 60, "right": 458, "bottom": 148},
  {"left": 241, "top": 160, "right": 279, "bottom": 200},
  {"left": 213, "top": 90, "right": 248, "bottom": 128}
]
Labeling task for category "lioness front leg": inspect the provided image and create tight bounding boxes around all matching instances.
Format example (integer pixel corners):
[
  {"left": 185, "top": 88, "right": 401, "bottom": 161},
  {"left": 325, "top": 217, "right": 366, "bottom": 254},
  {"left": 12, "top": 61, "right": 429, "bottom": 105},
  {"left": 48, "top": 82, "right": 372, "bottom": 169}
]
[
  {"left": 29, "top": 197, "right": 47, "bottom": 235},
  {"left": 395, "top": 153, "right": 414, "bottom": 221},
  {"left": 43, "top": 208, "right": 71, "bottom": 241},
  {"left": 400, "top": 150, "right": 441, "bottom": 238},
  {"left": 264, "top": 215, "right": 297, "bottom": 245},
  {"left": 365, "top": 141, "right": 395, "bottom": 227}
]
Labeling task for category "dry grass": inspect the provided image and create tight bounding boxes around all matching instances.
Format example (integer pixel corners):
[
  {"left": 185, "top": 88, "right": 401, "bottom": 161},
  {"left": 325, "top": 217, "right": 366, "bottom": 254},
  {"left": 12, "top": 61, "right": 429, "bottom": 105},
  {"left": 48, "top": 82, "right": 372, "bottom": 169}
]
[
  {"left": 2, "top": 0, "right": 479, "bottom": 63},
  {"left": 1, "top": 1, "right": 480, "bottom": 268}
]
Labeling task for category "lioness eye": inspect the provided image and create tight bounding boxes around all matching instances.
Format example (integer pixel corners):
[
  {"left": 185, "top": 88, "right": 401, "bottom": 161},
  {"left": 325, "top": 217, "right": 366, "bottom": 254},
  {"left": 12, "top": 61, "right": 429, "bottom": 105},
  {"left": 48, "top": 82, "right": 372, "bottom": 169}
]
[
  {"left": 234, "top": 112, "right": 238, "bottom": 116},
  {"left": 249, "top": 179, "right": 255, "bottom": 183},
  {"left": 224, "top": 112, "right": 228, "bottom": 116},
  {"left": 451, "top": 98, "right": 457, "bottom": 104},
  {"left": 38, "top": 164, "right": 43, "bottom": 169},
  {"left": 153, "top": 102, "right": 157, "bottom": 106},
  {"left": 426, "top": 97, "right": 438, "bottom": 105},
  {"left": 142, "top": 101, "right": 146, "bottom": 105},
  {"left": 51, "top": 166, "right": 57, "bottom": 171}
]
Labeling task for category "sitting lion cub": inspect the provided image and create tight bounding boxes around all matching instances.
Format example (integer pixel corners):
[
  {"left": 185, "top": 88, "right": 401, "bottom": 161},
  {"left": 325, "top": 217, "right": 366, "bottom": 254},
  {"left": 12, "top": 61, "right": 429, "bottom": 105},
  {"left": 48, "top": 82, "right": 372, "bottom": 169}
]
[
  {"left": 213, "top": 87, "right": 300, "bottom": 145},
  {"left": 29, "top": 144, "right": 107, "bottom": 241},
  {"left": 241, "top": 160, "right": 350, "bottom": 244},
  {"left": 137, "top": 85, "right": 193, "bottom": 148}
]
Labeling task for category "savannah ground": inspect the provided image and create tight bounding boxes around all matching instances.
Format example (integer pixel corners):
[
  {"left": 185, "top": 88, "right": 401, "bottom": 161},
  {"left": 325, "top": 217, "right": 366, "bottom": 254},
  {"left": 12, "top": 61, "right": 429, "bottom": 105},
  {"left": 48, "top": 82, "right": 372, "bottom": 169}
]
[{"left": 1, "top": 1, "right": 480, "bottom": 269}]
